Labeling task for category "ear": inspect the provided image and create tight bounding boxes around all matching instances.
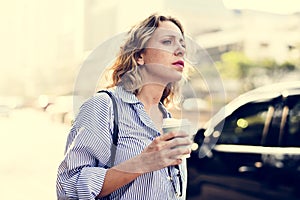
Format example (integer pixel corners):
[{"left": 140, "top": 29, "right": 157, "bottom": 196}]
[{"left": 136, "top": 53, "right": 144, "bottom": 65}]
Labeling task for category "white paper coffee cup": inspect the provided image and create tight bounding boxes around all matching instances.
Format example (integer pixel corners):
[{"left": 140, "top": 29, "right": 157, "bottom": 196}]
[{"left": 162, "top": 118, "right": 192, "bottom": 158}]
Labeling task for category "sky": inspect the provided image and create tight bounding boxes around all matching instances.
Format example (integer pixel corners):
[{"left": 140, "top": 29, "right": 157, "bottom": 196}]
[{"left": 223, "top": 0, "right": 300, "bottom": 15}]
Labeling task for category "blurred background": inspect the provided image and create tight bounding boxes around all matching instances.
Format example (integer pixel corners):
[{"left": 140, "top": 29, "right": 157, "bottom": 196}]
[{"left": 1, "top": 0, "right": 300, "bottom": 199}]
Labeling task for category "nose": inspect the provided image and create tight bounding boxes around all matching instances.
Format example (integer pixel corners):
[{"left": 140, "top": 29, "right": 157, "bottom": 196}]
[{"left": 174, "top": 42, "right": 185, "bottom": 57}]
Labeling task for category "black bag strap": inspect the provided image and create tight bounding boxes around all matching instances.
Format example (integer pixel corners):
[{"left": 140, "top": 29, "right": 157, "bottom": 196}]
[{"left": 97, "top": 90, "right": 119, "bottom": 167}]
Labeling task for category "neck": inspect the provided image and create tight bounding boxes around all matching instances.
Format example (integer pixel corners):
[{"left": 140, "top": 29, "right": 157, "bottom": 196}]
[{"left": 136, "top": 84, "right": 165, "bottom": 111}]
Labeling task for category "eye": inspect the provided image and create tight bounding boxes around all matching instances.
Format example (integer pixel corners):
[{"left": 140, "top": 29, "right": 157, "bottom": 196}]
[
  {"left": 180, "top": 39, "right": 186, "bottom": 49},
  {"left": 162, "top": 40, "right": 172, "bottom": 45}
]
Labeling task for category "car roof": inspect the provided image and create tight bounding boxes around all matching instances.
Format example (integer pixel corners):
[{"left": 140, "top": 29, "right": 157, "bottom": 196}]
[{"left": 204, "top": 81, "right": 300, "bottom": 130}]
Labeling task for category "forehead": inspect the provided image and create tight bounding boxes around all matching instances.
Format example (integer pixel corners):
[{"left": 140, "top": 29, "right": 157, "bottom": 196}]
[{"left": 152, "top": 21, "right": 183, "bottom": 39}]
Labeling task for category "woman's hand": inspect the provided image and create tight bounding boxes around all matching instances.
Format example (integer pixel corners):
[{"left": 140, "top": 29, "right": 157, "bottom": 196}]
[
  {"left": 98, "top": 131, "right": 192, "bottom": 197},
  {"left": 115, "top": 131, "right": 192, "bottom": 174},
  {"left": 139, "top": 131, "right": 192, "bottom": 171}
]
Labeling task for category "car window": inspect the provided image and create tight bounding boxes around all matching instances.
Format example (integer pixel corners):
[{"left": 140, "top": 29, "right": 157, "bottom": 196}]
[
  {"left": 216, "top": 102, "right": 272, "bottom": 146},
  {"left": 284, "top": 95, "right": 300, "bottom": 147},
  {"left": 262, "top": 102, "right": 284, "bottom": 146}
]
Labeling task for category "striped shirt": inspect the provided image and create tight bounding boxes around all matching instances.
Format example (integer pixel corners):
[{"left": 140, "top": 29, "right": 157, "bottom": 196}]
[{"left": 56, "top": 86, "right": 187, "bottom": 200}]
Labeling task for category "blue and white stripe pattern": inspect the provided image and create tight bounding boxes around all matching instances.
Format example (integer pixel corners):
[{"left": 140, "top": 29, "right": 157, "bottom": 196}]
[{"left": 56, "top": 86, "right": 187, "bottom": 200}]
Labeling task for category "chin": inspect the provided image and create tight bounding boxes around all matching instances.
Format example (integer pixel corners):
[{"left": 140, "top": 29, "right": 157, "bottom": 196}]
[{"left": 173, "top": 71, "right": 183, "bottom": 81}]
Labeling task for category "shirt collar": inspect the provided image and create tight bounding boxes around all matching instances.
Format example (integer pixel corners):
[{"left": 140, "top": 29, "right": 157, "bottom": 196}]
[
  {"left": 115, "top": 86, "right": 140, "bottom": 104},
  {"left": 114, "top": 86, "right": 170, "bottom": 117}
]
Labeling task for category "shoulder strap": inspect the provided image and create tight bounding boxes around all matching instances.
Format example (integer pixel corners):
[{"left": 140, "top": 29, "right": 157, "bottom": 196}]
[{"left": 97, "top": 90, "right": 119, "bottom": 167}]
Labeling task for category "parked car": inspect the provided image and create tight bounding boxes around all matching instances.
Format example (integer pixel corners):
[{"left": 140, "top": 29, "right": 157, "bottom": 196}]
[
  {"left": 0, "top": 96, "right": 24, "bottom": 117},
  {"left": 187, "top": 81, "right": 300, "bottom": 200}
]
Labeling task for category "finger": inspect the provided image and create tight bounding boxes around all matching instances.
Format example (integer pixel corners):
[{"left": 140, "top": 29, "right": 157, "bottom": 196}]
[
  {"left": 170, "top": 158, "right": 183, "bottom": 166},
  {"left": 159, "top": 131, "right": 189, "bottom": 141},
  {"left": 167, "top": 146, "right": 191, "bottom": 158},
  {"left": 162, "top": 137, "right": 193, "bottom": 151}
]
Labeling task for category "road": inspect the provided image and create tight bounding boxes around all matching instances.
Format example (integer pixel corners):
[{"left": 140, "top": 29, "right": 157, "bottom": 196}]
[
  {"left": 0, "top": 108, "right": 69, "bottom": 200},
  {"left": 0, "top": 108, "right": 225, "bottom": 200}
]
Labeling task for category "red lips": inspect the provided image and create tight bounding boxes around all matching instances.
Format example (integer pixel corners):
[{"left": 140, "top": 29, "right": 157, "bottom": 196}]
[{"left": 172, "top": 60, "right": 184, "bottom": 69}]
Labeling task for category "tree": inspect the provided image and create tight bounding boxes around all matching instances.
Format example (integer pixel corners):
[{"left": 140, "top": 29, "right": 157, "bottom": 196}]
[{"left": 216, "top": 51, "right": 297, "bottom": 93}]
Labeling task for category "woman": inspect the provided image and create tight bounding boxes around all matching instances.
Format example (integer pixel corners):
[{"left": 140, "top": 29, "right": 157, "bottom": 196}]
[{"left": 56, "top": 13, "right": 192, "bottom": 200}]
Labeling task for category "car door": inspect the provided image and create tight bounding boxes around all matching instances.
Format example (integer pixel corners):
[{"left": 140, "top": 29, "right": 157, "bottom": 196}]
[
  {"left": 213, "top": 99, "right": 277, "bottom": 173},
  {"left": 188, "top": 96, "right": 300, "bottom": 199},
  {"left": 260, "top": 94, "right": 300, "bottom": 197}
]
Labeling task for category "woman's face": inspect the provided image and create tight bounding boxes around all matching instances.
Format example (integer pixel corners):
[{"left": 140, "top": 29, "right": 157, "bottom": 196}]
[{"left": 138, "top": 20, "right": 186, "bottom": 85}]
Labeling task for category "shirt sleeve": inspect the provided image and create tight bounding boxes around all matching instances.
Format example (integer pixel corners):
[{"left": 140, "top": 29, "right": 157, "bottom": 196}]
[{"left": 57, "top": 93, "right": 114, "bottom": 200}]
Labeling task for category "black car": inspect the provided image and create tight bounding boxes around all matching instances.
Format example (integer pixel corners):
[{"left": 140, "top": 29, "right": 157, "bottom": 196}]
[{"left": 187, "top": 81, "right": 300, "bottom": 200}]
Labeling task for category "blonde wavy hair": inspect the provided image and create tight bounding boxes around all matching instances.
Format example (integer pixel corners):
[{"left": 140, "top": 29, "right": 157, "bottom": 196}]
[{"left": 108, "top": 13, "right": 185, "bottom": 106}]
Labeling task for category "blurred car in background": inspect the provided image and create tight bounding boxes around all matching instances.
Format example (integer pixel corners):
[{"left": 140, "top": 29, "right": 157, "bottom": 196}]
[
  {"left": 0, "top": 96, "right": 24, "bottom": 117},
  {"left": 187, "top": 81, "right": 300, "bottom": 200},
  {"left": 44, "top": 95, "right": 74, "bottom": 125},
  {"left": 40, "top": 94, "right": 86, "bottom": 125},
  {"left": 35, "top": 94, "right": 75, "bottom": 125},
  {"left": 0, "top": 104, "right": 12, "bottom": 117}
]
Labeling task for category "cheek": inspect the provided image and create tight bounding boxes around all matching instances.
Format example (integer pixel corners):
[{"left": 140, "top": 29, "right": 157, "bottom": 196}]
[{"left": 144, "top": 50, "right": 172, "bottom": 65}]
